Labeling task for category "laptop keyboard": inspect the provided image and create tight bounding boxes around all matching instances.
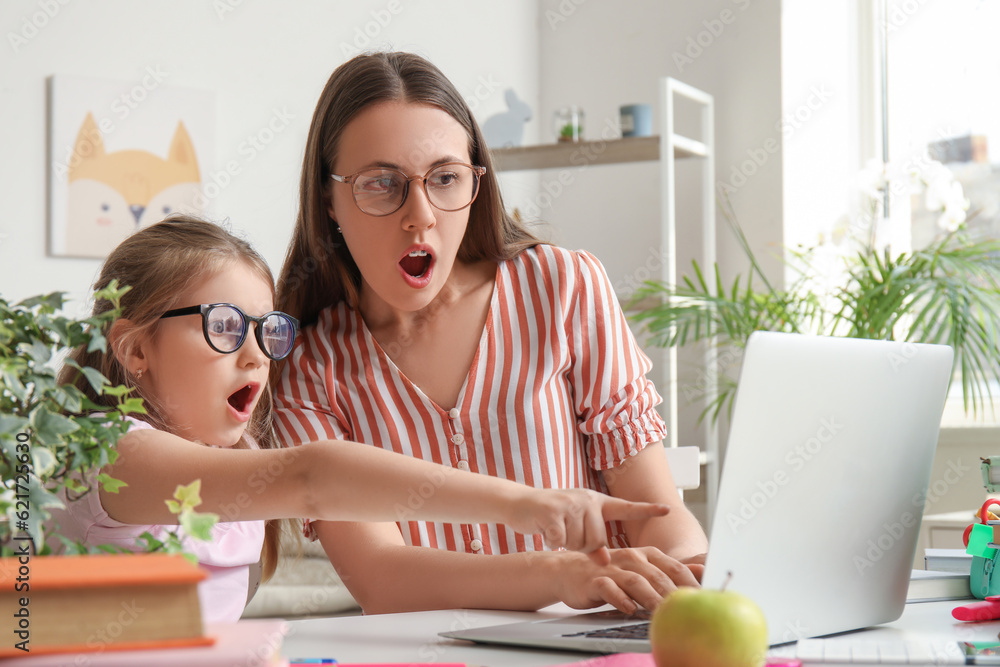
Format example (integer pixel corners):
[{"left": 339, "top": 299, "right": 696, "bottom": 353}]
[
  {"left": 767, "top": 638, "right": 966, "bottom": 664},
  {"left": 563, "top": 622, "right": 650, "bottom": 640}
]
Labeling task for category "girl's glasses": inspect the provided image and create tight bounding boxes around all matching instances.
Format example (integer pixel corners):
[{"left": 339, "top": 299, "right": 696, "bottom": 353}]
[
  {"left": 160, "top": 303, "right": 300, "bottom": 361},
  {"left": 330, "top": 162, "right": 486, "bottom": 216}
]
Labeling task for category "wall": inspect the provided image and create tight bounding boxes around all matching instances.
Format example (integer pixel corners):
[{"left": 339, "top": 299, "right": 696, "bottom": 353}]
[
  {"left": 533, "top": 0, "right": 784, "bottom": 522},
  {"left": 534, "top": 0, "right": 784, "bottom": 293},
  {"left": 0, "top": 0, "right": 540, "bottom": 309}
]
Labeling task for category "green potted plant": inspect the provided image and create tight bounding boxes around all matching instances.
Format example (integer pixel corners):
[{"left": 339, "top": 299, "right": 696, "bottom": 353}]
[
  {"left": 0, "top": 285, "right": 216, "bottom": 558},
  {"left": 555, "top": 106, "right": 584, "bottom": 143},
  {"left": 629, "top": 182, "right": 1000, "bottom": 425}
]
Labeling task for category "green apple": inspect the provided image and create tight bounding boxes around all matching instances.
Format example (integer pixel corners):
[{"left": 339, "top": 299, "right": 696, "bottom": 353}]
[{"left": 649, "top": 585, "right": 768, "bottom": 667}]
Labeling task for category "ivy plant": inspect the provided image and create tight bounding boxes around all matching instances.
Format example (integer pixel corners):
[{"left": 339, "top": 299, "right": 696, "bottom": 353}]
[{"left": 0, "top": 285, "right": 217, "bottom": 557}]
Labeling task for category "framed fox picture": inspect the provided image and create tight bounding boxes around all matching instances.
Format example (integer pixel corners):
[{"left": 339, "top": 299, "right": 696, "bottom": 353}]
[{"left": 48, "top": 74, "right": 215, "bottom": 258}]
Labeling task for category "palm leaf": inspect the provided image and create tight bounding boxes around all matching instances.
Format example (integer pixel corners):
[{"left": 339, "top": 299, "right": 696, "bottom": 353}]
[{"left": 629, "top": 218, "right": 1000, "bottom": 423}]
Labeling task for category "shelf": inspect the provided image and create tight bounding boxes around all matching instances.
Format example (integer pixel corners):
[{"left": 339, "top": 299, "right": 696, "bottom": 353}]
[
  {"left": 490, "top": 134, "right": 707, "bottom": 172},
  {"left": 489, "top": 78, "right": 718, "bottom": 526}
]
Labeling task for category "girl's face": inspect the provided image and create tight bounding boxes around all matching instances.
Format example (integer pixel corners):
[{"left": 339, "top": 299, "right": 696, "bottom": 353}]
[
  {"left": 328, "top": 101, "right": 474, "bottom": 313},
  {"left": 140, "top": 261, "right": 273, "bottom": 447}
]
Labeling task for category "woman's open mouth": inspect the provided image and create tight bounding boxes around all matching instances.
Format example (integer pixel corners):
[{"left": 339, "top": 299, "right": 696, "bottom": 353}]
[
  {"left": 397, "top": 246, "right": 435, "bottom": 288},
  {"left": 227, "top": 383, "right": 260, "bottom": 421}
]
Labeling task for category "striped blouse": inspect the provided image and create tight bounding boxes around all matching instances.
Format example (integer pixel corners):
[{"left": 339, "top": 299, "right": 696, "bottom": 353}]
[{"left": 274, "top": 244, "right": 668, "bottom": 554}]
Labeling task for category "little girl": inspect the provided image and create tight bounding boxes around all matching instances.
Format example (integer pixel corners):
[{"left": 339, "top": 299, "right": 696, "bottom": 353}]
[{"left": 52, "top": 215, "right": 668, "bottom": 623}]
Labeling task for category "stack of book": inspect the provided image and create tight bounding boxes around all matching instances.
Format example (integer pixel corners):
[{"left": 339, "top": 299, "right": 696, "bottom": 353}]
[
  {"left": 908, "top": 569, "right": 972, "bottom": 602},
  {"left": 902, "top": 547, "right": 974, "bottom": 603},
  {"left": 0, "top": 553, "right": 287, "bottom": 666},
  {"left": 924, "top": 547, "right": 973, "bottom": 574}
]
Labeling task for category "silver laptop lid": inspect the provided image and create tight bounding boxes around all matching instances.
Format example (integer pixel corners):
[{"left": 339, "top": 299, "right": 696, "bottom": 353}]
[{"left": 702, "top": 332, "right": 953, "bottom": 645}]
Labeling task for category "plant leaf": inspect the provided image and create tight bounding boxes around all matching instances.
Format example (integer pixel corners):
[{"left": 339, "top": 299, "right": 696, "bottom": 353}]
[
  {"left": 97, "top": 472, "right": 128, "bottom": 494},
  {"left": 179, "top": 509, "right": 220, "bottom": 542},
  {"left": 28, "top": 405, "right": 79, "bottom": 446},
  {"left": 172, "top": 480, "right": 203, "bottom": 513}
]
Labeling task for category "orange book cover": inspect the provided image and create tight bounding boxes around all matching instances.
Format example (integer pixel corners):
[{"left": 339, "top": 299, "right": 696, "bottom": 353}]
[
  {"left": 0, "top": 553, "right": 211, "bottom": 658},
  {"left": 0, "top": 552, "right": 208, "bottom": 590}
]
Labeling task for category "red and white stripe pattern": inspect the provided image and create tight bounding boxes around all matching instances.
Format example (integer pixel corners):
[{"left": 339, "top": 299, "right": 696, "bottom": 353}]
[{"left": 274, "top": 245, "right": 667, "bottom": 554}]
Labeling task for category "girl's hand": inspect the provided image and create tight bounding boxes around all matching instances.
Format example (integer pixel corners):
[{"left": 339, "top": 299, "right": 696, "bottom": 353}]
[
  {"left": 509, "top": 487, "right": 670, "bottom": 556},
  {"left": 546, "top": 546, "right": 701, "bottom": 615}
]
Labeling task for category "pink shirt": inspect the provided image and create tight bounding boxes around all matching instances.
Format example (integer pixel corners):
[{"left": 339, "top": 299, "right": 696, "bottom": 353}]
[
  {"left": 50, "top": 418, "right": 264, "bottom": 623},
  {"left": 275, "top": 245, "right": 667, "bottom": 553}
]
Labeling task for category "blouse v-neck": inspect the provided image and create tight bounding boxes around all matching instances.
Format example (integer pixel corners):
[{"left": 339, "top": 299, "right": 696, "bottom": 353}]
[{"left": 355, "top": 262, "right": 501, "bottom": 416}]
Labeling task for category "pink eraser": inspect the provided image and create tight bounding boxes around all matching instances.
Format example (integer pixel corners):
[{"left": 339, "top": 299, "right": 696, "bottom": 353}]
[{"left": 953, "top": 600, "right": 1000, "bottom": 621}]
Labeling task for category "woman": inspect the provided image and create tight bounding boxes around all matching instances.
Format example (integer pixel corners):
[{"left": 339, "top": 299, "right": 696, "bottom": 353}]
[{"left": 274, "top": 52, "right": 708, "bottom": 614}]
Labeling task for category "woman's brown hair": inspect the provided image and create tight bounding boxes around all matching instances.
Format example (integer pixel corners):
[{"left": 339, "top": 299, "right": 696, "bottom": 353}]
[
  {"left": 58, "top": 215, "right": 285, "bottom": 579},
  {"left": 277, "top": 51, "right": 542, "bottom": 326}
]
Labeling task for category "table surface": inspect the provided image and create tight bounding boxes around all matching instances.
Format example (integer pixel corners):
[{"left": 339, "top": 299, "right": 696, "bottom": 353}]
[
  {"left": 283, "top": 604, "right": 589, "bottom": 666},
  {"left": 281, "top": 599, "right": 1000, "bottom": 666}
]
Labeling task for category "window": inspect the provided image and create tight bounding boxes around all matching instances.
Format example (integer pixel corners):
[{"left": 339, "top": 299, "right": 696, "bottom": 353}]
[
  {"left": 886, "top": 0, "right": 1000, "bottom": 250},
  {"left": 884, "top": 0, "right": 1000, "bottom": 427}
]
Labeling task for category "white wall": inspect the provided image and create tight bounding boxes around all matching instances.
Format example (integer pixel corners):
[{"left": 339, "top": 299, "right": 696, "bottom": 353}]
[
  {"left": 534, "top": 0, "right": 784, "bottom": 293},
  {"left": 532, "top": 0, "right": 783, "bottom": 519},
  {"left": 0, "top": 0, "right": 540, "bottom": 309}
]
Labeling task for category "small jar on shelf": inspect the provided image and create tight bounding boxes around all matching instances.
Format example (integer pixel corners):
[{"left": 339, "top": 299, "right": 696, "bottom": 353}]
[{"left": 554, "top": 106, "right": 584, "bottom": 142}]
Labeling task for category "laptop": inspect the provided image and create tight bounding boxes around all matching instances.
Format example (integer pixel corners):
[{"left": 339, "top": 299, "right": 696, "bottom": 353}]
[{"left": 440, "top": 332, "right": 954, "bottom": 652}]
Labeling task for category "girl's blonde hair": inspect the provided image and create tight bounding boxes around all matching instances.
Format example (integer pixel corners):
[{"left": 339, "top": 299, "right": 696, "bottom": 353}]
[
  {"left": 58, "top": 214, "right": 284, "bottom": 578},
  {"left": 277, "top": 51, "right": 542, "bottom": 326}
]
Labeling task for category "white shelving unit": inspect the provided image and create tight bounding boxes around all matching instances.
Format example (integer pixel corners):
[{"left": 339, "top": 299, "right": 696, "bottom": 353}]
[{"left": 491, "top": 77, "right": 719, "bottom": 522}]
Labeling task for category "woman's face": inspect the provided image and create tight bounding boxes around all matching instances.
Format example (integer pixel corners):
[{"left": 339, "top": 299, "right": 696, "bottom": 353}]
[{"left": 328, "top": 100, "right": 474, "bottom": 314}]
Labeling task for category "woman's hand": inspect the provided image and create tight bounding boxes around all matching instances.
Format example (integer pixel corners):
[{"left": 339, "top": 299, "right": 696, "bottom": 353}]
[
  {"left": 546, "top": 546, "right": 701, "bottom": 615},
  {"left": 507, "top": 487, "right": 670, "bottom": 556},
  {"left": 679, "top": 552, "right": 707, "bottom": 582}
]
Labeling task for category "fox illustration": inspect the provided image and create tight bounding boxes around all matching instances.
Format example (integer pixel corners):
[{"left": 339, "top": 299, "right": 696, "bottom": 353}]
[{"left": 66, "top": 113, "right": 202, "bottom": 258}]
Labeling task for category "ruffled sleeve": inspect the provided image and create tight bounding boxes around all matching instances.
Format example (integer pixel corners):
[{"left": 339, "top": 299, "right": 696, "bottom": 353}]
[
  {"left": 567, "top": 250, "right": 668, "bottom": 470},
  {"left": 274, "top": 310, "right": 352, "bottom": 446}
]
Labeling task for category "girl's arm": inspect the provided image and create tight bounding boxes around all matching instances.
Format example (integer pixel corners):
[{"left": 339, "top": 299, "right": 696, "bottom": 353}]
[
  {"left": 314, "top": 519, "right": 700, "bottom": 615},
  {"left": 98, "top": 429, "right": 667, "bottom": 554},
  {"left": 602, "top": 441, "right": 708, "bottom": 569}
]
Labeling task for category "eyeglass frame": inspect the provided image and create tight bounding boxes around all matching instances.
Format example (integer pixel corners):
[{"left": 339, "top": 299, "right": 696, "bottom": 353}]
[
  {"left": 329, "top": 161, "right": 487, "bottom": 217},
  {"left": 159, "top": 303, "right": 300, "bottom": 361}
]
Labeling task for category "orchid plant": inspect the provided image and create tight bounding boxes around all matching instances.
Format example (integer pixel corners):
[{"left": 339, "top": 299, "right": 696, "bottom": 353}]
[{"left": 630, "top": 157, "right": 1000, "bottom": 424}]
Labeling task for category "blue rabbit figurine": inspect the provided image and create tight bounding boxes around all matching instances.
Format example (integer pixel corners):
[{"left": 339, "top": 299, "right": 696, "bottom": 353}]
[{"left": 483, "top": 89, "right": 532, "bottom": 148}]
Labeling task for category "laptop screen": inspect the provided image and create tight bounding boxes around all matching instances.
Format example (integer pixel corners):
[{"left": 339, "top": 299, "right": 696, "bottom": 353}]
[{"left": 702, "top": 332, "right": 953, "bottom": 645}]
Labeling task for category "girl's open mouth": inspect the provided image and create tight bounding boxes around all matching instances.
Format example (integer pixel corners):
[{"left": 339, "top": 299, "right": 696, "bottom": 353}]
[
  {"left": 227, "top": 383, "right": 260, "bottom": 421},
  {"left": 398, "top": 247, "right": 435, "bottom": 288}
]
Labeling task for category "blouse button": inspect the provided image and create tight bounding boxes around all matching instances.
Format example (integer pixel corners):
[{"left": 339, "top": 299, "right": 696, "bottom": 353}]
[
  {"left": 448, "top": 408, "right": 460, "bottom": 419},
  {"left": 470, "top": 539, "right": 483, "bottom": 552},
  {"left": 457, "top": 460, "right": 470, "bottom": 472},
  {"left": 451, "top": 433, "right": 465, "bottom": 445}
]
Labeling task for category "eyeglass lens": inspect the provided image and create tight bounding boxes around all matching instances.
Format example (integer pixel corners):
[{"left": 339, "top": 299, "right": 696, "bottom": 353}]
[
  {"left": 206, "top": 305, "right": 295, "bottom": 359},
  {"left": 353, "top": 164, "right": 479, "bottom": 215}
]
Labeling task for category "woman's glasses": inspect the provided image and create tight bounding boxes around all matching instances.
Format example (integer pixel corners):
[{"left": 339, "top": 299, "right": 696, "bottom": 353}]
[
  {"left": 330, "top": 162, "right": 486, "bottom": 217},
  {"left": 160, "top": 303, "right": 299, "bottom": 361}
]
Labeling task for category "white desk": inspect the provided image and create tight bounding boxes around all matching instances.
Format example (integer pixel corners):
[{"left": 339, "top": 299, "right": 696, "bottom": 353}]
[
  {"left": 283, "top": 604, "right": 590, "bottom": 666},
  {"left": 282, "top": 600, "right": 1000, "bottom": 666}
]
